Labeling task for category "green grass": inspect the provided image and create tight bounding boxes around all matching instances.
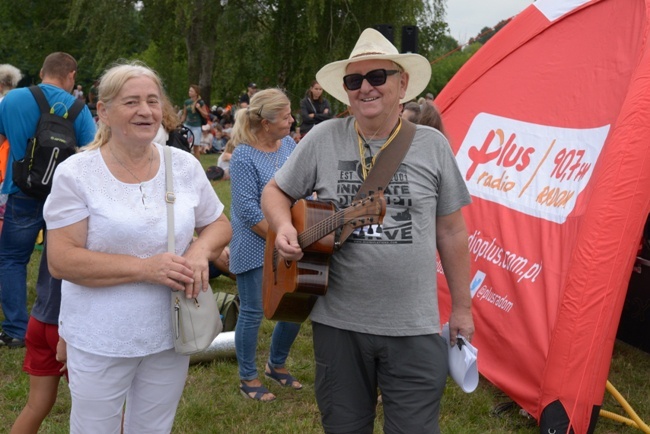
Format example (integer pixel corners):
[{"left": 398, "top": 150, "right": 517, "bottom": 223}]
[{"left": 1, "top": 153, "right": 650, "bottom": 433}]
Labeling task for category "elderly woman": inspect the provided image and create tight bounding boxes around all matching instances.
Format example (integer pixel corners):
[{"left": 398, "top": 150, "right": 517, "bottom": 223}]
[
  {"left": 0, "top": 64, "right": 21, "bottom": 102},
  {"left": 230, "top": 88, "right": 302, "bottom": 402},
  {"left": 43, "top": 62, "right": 232, "bottom": 433}
]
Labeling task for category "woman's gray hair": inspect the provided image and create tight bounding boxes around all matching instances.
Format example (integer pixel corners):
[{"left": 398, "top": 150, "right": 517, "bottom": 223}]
[{"left": 0, "top": 64, "right": 22, "bottom": 93}]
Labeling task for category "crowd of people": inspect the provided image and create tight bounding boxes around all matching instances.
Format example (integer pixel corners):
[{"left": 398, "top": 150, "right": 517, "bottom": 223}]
[
  {"left": 0, "top": 26, "right": 472, "bottom": 434},
  {"left": 59, "top": 66, "right": 443, "bottom": 163}
]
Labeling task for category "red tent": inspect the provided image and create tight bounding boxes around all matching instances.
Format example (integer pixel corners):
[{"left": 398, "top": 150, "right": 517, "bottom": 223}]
[{"left": 435, "top": 0, "right": 650, "bottom": 432}]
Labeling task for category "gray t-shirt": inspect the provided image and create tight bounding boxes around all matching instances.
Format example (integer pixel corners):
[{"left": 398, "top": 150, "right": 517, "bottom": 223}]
[{"left": 274, "top": 117, "right": 471, "bottom": 336}]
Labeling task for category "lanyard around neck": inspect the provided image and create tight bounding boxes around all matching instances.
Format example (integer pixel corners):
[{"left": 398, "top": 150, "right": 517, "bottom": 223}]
[{"left": 356, "top": 118, "right": 403, "bottom": 180}]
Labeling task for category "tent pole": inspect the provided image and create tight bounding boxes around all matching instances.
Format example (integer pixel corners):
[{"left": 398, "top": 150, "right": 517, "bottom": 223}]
[{"left": 599, "top": 380, "right": 650, "bottom": 433}]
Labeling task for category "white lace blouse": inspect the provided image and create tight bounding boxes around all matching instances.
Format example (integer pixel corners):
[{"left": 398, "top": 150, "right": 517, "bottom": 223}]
[{"left": 44, "top": 143, "right": 224, "bottom": 357}]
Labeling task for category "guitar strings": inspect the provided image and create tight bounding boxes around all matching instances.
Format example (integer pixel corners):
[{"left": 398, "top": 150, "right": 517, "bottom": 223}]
[
  {"left": 299, "top": 196, "right": 380, "bottom": 247},
  {"left": 300, "top": 210, "right": 342, "bottom": 246}
]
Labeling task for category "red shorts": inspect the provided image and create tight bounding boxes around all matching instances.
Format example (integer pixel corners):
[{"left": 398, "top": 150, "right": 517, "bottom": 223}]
[{"left": 23, "top": 316, "right": 65, "bottom": 377}]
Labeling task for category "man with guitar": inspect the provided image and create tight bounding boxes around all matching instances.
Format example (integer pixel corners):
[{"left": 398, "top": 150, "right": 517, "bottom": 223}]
[{"left": 262, "top": 28, "right": 474, "bottom": 434}]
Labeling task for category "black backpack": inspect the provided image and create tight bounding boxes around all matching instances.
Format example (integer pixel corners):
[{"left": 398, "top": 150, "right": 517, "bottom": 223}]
[
  {"left": 13, "top": 85, "right": 85, "bottom": 200},
  {"left": 205, "top": 165, "right": 224, "bottom": 181},
  {"left": 166, "top": 125, "right": 193, "bottom": 153}
]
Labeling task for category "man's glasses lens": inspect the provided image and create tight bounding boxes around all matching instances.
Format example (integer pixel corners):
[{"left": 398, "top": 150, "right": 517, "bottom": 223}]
[{"left": 343, "top": 69, "right": 399, "bottom": 91}]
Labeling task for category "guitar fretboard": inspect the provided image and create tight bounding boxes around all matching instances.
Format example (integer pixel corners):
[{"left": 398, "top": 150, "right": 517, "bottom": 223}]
[
  {"left": 297, "top": 195, "right": 381, "bottom": 248},
  {"left": 298, "top": 211, "right": 346, "bottom": 248}
]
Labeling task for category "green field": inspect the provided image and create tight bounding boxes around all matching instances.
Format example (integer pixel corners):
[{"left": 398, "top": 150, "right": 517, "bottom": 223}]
[{"left": 1, "top": 154, "right": 649, "bottom": 433}]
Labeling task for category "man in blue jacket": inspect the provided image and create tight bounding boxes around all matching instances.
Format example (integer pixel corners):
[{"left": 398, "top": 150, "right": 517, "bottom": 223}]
[{"left": 0, "top": 52, "right": 96, "bottom": 348}]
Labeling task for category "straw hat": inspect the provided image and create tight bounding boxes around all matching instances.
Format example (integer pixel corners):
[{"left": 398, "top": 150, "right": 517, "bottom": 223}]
[{"left": 316, "top": 28, "right": 431, "bottom": 106}]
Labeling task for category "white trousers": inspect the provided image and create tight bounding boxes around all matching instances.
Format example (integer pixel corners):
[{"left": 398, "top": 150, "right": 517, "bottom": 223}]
[{"left": 67, "top": 345, "right": 189, "bottom": 434}]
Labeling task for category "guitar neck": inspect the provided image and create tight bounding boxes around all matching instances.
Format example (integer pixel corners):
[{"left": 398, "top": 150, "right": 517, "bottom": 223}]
[
  {"left": 294, "top": 192, "right": 385, "bottom": 250},
  {"left": 297, "top": 210, "right": 345, "bottom": 249}
]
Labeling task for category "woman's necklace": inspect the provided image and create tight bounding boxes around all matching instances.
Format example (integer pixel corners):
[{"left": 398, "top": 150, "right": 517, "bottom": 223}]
[
  {"left": 109, "top": 144, "right": 154, "bottom": 208},
  {"left": 259, "top": 140, "right": 281, "bottom": 171},
  {"left": 356, "top": 118, "right": 402, "bottom": 180}
]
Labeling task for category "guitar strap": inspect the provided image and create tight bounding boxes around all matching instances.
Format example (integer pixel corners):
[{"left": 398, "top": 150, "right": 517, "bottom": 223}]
[{"left": 336, "top": 118, "right": 417, "bottom": 248}]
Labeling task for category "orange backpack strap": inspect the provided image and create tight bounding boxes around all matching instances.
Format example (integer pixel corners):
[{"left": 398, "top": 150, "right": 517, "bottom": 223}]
[{"left": 0, "top": 139, "right": 9, "bottom": 184}]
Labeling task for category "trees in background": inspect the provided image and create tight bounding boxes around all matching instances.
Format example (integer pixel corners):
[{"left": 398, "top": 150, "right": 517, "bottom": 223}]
[
  {"left": 468, "top": 18, "right": 512, "bottom": 46},
  {"left": 0, "top": 0, "right": 89, "bottom": 84},
  {"left": 0, "top": 0, "right": 486, "bottom": 110}
]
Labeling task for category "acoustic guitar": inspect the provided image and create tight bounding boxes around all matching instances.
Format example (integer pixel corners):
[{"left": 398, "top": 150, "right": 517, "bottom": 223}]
[{"left": 263, "top": 192, "right": 386, "bottom": 323}]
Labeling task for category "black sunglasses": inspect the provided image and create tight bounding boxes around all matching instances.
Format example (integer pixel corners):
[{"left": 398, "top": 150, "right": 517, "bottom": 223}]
[{"left": 343, "top": 69, "right": 400, "bottom": 91}]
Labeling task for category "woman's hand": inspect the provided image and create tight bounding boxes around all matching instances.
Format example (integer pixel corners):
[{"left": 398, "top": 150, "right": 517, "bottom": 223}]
[
  {"left": 180, "top": 245, "right": 211, "bottom": 299},
  {"left": 181, "top": 215, "right": 232, "bottom": 299},
  {"left": 143, "top": 252, "right": 195, "bottom": 292}
]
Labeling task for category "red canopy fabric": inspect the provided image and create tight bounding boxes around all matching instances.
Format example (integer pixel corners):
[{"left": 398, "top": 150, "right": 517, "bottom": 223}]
[{"left": 436, "top": 1, "right": 650, "bottom": 432}]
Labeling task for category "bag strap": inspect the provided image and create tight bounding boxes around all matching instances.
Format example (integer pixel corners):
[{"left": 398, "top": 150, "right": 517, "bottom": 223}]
[
  {"left": 28, "top": 85, "right": 85, "bottom": 121},
  {"left": 198, "top": 99, "right": 209, "bottom": 119},
  {"left": 28, "top": 86, "right": 51, "bottom": 115},
  {"left": 307, "top": 98, "right": 317, "bottom": 114},
  {"left": 67, "top": 98, "right": 85, "bottom": 122},
  {"left": 163, "top": 145, "right": 176, "bottom": 253},
  {"left": 336, "top": 119, "right": 417, "bottom": 247}
]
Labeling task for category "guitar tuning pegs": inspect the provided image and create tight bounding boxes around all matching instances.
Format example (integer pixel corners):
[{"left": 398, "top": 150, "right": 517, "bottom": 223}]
[
  {"left": 367, "top": 226, "right": 374, "bottom": 235},
  {"left": 375, "top": 225, "right": 383, "bottom": 234}
]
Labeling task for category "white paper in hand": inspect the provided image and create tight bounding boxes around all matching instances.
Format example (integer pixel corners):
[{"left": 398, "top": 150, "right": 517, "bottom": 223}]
[{"left": 442, "top": 322, "right": 479, "bottom": 393}]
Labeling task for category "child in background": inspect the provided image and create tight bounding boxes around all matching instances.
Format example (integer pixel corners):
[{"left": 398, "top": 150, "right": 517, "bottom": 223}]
[
  {"left": 217, "top": 140, "right": 234, "bottom": 180},
  {"left": 211, "top": 123, "right": 226, "bottom": 153},
  {"left": 11, "top": 241, "right": 67, "bottom": 434},
  {"left": 199, "top": 124, "right": 214, "bottom": 154}
]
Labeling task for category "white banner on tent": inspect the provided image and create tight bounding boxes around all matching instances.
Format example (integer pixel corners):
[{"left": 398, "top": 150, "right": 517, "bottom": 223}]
[
  {"left": 455, "top": 112, "right": 609, "bottom": 223},
  {"left": 534, "top": 0, "right": 591, "bottom": 21}
]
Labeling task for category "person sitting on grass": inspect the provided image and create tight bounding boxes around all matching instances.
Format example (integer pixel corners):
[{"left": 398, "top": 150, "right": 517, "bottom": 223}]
[{"left": 217, "top": 139, "right": 235, "bottom": 180}]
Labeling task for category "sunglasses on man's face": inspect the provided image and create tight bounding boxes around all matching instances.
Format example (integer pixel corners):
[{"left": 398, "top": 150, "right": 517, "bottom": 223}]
[{"left": 343, "top": 69, "right": 400, "bottom": 91}]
